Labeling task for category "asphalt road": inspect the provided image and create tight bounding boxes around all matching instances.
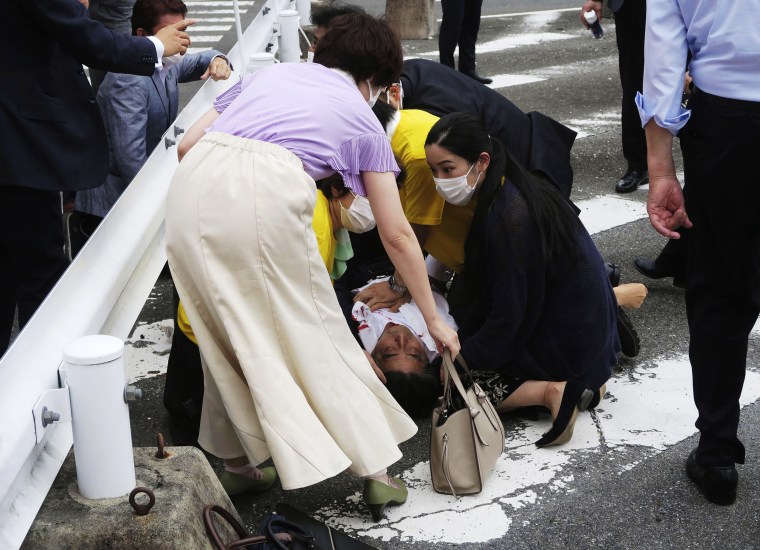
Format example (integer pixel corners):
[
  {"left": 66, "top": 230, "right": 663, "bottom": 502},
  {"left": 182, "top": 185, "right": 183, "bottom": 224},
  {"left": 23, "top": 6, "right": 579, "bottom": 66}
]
[{"left": 95, "top": 1, "right": 760, "bottom": 548}]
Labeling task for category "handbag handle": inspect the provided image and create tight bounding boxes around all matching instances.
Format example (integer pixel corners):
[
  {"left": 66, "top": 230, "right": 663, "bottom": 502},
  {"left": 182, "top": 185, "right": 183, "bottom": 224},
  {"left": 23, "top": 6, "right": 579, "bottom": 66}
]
[
  {"left": 203, "top": 504, "right": 291, "bottom": 549},
  {"left": 442, "top": 351, "right": 501, "bottom": 434},
  {"left": 441, "top": 350, "right": 477, "bottom": 413}
]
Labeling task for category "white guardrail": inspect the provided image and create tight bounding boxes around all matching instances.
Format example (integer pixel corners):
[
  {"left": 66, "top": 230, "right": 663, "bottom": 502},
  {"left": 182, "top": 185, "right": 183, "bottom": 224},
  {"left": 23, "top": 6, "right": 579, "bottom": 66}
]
[{"left": 0, "top": 0, "right": 307, "bottom": 546}]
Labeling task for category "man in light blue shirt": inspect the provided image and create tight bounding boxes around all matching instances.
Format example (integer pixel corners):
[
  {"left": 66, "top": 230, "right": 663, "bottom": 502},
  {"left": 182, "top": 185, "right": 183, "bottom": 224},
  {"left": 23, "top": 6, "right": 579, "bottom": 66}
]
[{"left": 636, "top": 1, "right": 760, "bottom": 506}]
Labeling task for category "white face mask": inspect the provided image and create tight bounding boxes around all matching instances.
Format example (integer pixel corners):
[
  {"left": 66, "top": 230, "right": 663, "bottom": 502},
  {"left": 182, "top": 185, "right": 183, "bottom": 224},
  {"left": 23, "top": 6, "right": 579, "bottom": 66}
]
[
  {"left": 433, "top": 163, "right": 481, "bottom": 206},
  {"left": 306, "top": 50, "right": 315, "bottom": 63},
  {"left": 366, "top": 79, "right": 385, "bottom": 108},
  {"left": 161, "top": 52, "right": 184, "bottom": 68},
  {"left": 340, "top": 194, "right": 376, "bottom": 233}
]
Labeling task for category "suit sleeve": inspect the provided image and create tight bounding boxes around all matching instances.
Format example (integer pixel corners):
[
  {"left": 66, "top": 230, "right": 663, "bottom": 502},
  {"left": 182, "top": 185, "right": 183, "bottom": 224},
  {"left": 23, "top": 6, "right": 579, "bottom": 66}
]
[
  {"left": 100, "top": 76, "right": 150, "bottom": 185},
  {"left": 18, "top": 0, "right": 157, "bottom": 74},
  {"left": 178, "top": 50, "right": 222, "bottom": 84}
]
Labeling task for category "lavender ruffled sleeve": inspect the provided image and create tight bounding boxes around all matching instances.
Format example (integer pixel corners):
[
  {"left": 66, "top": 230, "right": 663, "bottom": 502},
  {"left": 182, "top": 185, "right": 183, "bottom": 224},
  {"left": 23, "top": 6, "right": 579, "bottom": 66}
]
[
  {"left": 328, "top": 133, "right": 400, "bottom": 196},
  {"left": 213, "top": 80, "right": 242, "bottom": 114}
]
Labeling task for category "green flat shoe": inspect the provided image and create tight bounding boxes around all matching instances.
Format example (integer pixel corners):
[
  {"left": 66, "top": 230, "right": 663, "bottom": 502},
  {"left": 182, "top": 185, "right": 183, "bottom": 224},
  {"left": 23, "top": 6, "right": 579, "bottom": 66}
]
[
  {"left": 219, "top": 466, "right": 277, "bottom": 497},
  {"left": 363, "top": 477, "right": 408, "bottom": 522}
]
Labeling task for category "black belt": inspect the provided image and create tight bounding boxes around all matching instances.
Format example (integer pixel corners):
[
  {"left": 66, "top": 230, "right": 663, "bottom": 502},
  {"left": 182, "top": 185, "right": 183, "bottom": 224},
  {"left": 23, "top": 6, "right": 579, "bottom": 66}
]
[{"left": 693, "top": 86, "right": 760, "bottom": 112}]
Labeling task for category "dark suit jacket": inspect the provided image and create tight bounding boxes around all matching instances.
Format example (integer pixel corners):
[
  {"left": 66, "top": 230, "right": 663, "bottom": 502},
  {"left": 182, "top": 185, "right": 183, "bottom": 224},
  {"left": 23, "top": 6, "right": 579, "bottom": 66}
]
[
  {"left": 0, "top": 0, "right": 159, "bottom": 192},
  {"left": 400, "top": 59, "right": 577, "bottom": 199}
]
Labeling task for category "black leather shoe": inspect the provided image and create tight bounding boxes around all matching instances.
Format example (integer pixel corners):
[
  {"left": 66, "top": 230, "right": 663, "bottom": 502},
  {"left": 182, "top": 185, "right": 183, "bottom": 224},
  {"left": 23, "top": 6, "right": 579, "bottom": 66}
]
[
  {"left": 605, "top": 262, "right": 621, "bottom": 288},
  {"left": 616, "top": 307, "right": 640, "bottom": 357},
  {"left": 614, "top": 169, "right": 649, "bottom": 193},
  {"left": 633, "top": 257, "right": 674, "bottom": 279},
  {"left": 460, "top": 70, "right": 493, "bottom": 84},
  {"left": 685, "top": 449, "right": 738, "bottom": 505}
]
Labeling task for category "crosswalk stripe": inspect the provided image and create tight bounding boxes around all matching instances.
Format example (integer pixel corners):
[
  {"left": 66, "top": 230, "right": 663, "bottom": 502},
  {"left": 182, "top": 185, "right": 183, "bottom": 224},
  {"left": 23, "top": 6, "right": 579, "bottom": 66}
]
[
  {"left": 191, "top": 25, "right": 232, "bottom": 32},
  {"left": 417, "top": 32, "right": 573, "bottom": 57},
  {"left": 185, "top": 0, "right": 254, "bottom": 5},
  {"left": 189, "top": 34, "right": 224, "bottom": 42},
  {"left": 578, "top": 195, "right": 648, "bottom": 235}
]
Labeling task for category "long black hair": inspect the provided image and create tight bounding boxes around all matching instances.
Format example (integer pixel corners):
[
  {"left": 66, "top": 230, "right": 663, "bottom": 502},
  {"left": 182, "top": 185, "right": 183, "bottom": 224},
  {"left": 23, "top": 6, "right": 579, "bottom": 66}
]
[{"left": 425, "top": 113, "right": 580, "bottom": 287}]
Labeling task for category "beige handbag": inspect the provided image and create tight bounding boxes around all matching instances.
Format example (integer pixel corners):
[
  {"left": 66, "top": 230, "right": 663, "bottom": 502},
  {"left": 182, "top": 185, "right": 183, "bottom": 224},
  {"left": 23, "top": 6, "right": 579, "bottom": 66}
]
[{"left": 430, "top": 351, "right": 505, "bottom": 496}]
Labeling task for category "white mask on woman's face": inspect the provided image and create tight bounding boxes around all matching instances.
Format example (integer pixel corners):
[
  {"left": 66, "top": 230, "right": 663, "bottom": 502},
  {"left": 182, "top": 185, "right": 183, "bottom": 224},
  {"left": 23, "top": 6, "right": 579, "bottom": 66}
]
[
  {"left": 340, "top": 194, "right": 376, "bottom": 233},
  {"left": 366, "top": 80, "right": 386, "bottom": 108},
  {"left": 433, "top": 163, "right": 481, "bottom": 206}
]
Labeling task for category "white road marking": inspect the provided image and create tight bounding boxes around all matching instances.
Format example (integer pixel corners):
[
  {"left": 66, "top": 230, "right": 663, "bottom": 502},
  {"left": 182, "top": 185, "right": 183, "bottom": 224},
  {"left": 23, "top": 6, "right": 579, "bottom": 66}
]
[
  {"left": 486, "top": 74, "right": 546, "bottom": 89},
  {"left": 185, "top": 0, "right": 254, "bottom": 5},
  {"left": 191, "top": 25, "right": 232, "bottom": 32},
  {"left": 417, "top": 32, "right": 572, "bottom": 57},
  {"left": 578, "top": 195, "right": 648, "bottom": 235},
  {"left": 316, "top": 359, "right": 760, "bottom": 544},
  {"left": 191, "top": 9, "right": 238, "bottom": 14},
  {"left": 125, "top": 319, "right": 173, "bottom": 382},
  {"left": 189, "top": 34, "right": 225, "bottom": 42}
]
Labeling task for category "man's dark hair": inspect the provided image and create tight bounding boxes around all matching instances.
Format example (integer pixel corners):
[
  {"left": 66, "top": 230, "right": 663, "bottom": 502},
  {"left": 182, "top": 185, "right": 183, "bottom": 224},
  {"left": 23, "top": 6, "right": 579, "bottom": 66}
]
[
  {"left": 371, "top": 99, "right": 397, "bottom": 131},
  {"left": 131, "top": 0, "right": 187, "bottom": 36},
  {"left": 310, "top": 2, "right": 365, "bottom": 28},
  {"left": 384, "top": 370, "right": 442, "bottom": 419},
  {"left": 313, "top": 13, "right": 403, "bottom": 87}
]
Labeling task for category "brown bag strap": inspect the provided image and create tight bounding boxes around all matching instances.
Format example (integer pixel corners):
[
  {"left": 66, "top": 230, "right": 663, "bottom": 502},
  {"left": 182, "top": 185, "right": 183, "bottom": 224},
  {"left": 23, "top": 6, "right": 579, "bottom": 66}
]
[{"left": 203, "top": 504, "right": 291, "bottom": 549}]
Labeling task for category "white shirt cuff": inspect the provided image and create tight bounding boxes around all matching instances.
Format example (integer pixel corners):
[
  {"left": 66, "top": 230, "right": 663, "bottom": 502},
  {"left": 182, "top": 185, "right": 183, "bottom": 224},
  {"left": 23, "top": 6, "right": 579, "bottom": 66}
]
[
  {"left": 635, "top": 92, "right": 691, "bottom": 136},
  {"left": 147, "top": 36, "right": 164, "bottom": 69}
]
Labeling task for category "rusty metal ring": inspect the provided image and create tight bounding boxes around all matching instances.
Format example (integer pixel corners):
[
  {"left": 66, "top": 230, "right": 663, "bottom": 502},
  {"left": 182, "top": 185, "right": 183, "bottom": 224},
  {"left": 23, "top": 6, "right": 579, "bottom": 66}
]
[{"left": 129, "top": 487, "right": 155, "bottom": 516}]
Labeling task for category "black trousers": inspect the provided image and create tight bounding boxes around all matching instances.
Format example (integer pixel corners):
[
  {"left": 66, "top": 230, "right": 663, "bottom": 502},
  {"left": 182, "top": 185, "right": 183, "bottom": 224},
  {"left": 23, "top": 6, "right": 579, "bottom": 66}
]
[
  {"left": 613, "top": 0, "right": 647, "bottom": 171},
  {"left": 439, "top": 0, "right": 484, "bottom": 73},
  {"left": 680, "top": 88, "right": 760, "bottom": 467},
  {"left": 0, "top": 187, "right": 68, "bottom": 355},
  {"left": 163, "top": 287, "right": 204, "bottom": 446}
]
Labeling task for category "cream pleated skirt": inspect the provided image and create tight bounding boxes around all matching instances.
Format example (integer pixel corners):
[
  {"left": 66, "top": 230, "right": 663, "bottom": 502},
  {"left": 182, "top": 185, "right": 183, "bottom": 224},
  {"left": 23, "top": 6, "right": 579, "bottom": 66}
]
[{"left": 165, "top": 133, "right": 417, "bottom": 490}]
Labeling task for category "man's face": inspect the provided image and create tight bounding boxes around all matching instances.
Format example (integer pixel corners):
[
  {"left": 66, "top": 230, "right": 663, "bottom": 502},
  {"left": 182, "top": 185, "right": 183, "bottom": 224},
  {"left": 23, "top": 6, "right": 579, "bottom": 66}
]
[{"left": 373, "top": 324, "right": 428, "bottom": 374}]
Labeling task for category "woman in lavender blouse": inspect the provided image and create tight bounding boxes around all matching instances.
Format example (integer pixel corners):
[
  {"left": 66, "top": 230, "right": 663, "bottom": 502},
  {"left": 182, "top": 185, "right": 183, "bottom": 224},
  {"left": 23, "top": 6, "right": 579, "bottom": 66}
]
[{"left": 165, "top": 13, "right": 459, "bottom": 521}]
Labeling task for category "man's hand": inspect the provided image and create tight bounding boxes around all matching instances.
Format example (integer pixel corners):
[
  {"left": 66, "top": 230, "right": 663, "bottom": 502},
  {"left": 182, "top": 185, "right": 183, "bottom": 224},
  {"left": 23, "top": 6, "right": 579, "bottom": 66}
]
[
  {"left": 580, "top": 0, "right": 603, "bottom": 28},
  {"left": 647, "top": 174, "right": 692, "bottom": 238},
  {"left": 202, "top": 56, "right": 232, "bottom": 81},
  {"left": 155, "top": 19, "right": 195, "bottom": 57},
  {"left": 353, "top": 280, "right": 411, "bottom": 312}
]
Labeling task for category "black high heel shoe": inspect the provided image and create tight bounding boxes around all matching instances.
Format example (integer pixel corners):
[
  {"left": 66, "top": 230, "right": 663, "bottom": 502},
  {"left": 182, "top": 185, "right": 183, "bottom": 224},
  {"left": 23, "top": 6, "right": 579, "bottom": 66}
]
[
  {"left": 535, "top": 381, "right": 594, "bottom": 447},
  {"left": 587, "top": 383, "right": 607, "bottom": 410}
]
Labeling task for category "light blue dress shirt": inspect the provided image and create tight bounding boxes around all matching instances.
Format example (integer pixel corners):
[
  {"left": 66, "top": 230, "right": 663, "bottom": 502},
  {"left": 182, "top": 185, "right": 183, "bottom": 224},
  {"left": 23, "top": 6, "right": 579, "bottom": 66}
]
[{"left": 636, "top": 0, "right": 760, "bottom": 136}]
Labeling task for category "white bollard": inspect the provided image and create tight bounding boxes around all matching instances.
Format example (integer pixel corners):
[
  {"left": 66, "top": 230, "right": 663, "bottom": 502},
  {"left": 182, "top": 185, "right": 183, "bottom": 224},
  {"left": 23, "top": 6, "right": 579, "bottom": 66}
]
[
  {"left": 278, "top": 10, "right": 301, "bottom": 63},
  {"left": 295, "top": 0, "right": 311, "bottom": 26},
  {"left": 246, "top": 52, "right": 276, "bottom": 73},
  {"left": 63, "top": 335, "right": 136, "bottom": 499}
]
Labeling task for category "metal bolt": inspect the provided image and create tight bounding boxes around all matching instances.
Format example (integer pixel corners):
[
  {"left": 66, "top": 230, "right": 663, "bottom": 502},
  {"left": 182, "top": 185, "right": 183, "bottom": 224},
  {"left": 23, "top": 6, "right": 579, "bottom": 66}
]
[
  {"left": 124, "top": 385, "right": 143, "bottom": 402},
  {"left": 174, "top": 126, "right": 185, "bottom": 137},
  {"left": 164, "top": 136, "right": 176, "bottom": 149},
  {"left": 155, "top": 432, "right": 168, "bottom": 459},
  {"left": 41, "top": 407, "right": 60, "bottom": 427},
  {"left": 263, "top": 6, "right": 270, "bottom": 14}
]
